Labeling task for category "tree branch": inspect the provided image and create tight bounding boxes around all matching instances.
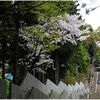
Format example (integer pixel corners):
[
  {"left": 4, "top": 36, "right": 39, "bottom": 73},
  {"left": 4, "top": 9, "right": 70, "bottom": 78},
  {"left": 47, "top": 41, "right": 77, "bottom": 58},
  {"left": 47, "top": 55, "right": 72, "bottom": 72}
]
[
  {"left": 0, "top": 1, "right": 20, "bottom": 15},
  {"left": 0, "top": 2, "right": 48, "bottom": 20},
  {"left": 29, "top": 48, "right": 43, "bottom": 73}
]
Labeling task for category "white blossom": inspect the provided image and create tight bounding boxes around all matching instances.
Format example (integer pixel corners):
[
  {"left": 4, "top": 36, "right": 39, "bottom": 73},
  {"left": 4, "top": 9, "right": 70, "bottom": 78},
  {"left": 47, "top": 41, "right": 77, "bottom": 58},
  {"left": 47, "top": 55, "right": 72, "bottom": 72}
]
[
  {"left": 58, "top": 14, "right": 89, "bottom": 44},
  {"left": 43, "top": 14, "right": 90, "bottom": 45},
  {"left": 76, "top": 35, "right": 90, "bottom": 41},
  {"left": 18, "top": 13, "right": 90, "bottom": 69}
]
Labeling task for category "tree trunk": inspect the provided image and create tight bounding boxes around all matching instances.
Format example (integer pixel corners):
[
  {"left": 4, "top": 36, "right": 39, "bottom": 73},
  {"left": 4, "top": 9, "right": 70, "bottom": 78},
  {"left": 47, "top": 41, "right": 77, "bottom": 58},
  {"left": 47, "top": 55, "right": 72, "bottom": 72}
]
[
  {"left": 13, "top": 33, "right": 19, "bottom": 84},
  {"left": 54, "top": 50, "right": 59, "bottom": 84},
  {"left": 42, "top": 73, "right": 45, "bottom": 83},
  {"left": 42, "top": 66, "right": 45, "bottom": 83},
  {"left": 29, "top": 48, "right": 42, "bottom": 73},
  {"left": 39, "top": 71, "right": 41, "bottom": 81},
  {"left": 2, "top": 34, "right": 5, "bottom": 79},
  {"left": 13, "top": 12, "right": 19, "bottom": 84}
]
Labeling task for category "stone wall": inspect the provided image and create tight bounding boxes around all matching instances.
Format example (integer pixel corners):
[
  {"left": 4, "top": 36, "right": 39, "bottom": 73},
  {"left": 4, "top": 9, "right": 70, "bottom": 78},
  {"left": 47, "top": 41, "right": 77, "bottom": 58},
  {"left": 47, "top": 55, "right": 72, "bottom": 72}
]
[
  {"left": 0, "top": 79, "right": 7, "bottom": 98},
  {"left": 0, "top": 72, "right": 90, "bottom": 99},
  {"left": 11, "top": 83, "right": 22, "bottom": 99}
]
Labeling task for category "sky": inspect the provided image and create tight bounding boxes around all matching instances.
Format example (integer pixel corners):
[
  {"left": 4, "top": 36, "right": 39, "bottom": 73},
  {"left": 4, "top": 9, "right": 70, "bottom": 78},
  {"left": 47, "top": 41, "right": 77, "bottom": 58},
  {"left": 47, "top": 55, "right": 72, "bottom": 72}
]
[{"left": 78, "top": 0, "right": 100, "bottom": 30}]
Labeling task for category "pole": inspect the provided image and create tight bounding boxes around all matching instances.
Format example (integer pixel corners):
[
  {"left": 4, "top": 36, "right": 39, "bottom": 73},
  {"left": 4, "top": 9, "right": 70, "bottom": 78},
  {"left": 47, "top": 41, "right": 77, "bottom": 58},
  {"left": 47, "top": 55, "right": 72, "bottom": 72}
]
[{"left": 76, "top": 65, "right": 79, "bottom": 81}]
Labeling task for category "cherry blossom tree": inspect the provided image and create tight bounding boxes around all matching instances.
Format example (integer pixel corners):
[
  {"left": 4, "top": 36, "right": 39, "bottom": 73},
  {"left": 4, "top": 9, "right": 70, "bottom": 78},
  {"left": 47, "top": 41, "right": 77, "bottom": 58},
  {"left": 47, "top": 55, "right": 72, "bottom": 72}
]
[
  {"left": 19, "top": 13, "right": 90, "bottom": 83},
  {"left": 19, "top": 26, "right": 60, "bottom": 74},
  {"left": 20, "top": 14, "right": 90, "bottom": 67},
  {"left": 43, "top": 14, "right": 90, "bottom": 45},
  {"left": 38, "top": 14, "right": 90, "bottom": 83}
]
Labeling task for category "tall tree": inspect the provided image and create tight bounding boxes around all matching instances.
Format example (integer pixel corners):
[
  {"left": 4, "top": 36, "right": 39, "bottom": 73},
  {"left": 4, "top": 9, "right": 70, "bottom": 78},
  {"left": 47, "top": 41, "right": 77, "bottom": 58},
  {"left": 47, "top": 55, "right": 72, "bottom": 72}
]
[{"left": 0, "top": 1, "right": 80, "bottom": 84}]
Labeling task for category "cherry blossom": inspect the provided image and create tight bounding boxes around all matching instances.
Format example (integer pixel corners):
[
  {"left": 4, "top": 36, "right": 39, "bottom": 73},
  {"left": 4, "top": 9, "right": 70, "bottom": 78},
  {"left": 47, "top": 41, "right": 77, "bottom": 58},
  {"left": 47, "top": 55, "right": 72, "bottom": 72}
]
[
  {"left": 42, "top": 14, "right": 90, "bottom": 45},
  {"left": 19, "top": 14, "right": 90, "bottom": 68}
]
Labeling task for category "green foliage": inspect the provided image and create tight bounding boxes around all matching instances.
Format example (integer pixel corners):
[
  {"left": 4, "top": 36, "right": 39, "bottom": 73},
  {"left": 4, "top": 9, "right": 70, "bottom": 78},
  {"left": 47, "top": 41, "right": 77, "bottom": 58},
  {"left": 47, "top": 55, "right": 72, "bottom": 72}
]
[
  {"left": 80, "top": 24, "right": 93, "bottom": 32},
  {"left": 0, "top": 1, "right": 83, "bottom": 84},
  {"left": 6, "top": 79, "right": 10, "bottom": 97},
  {"left": 26, "top": 26, "right": 61, "bottom": 53},
  {"left": 31, "top": 1, "right": 79, "bottom": 22},
  {"left": 94, "top": 47, "right": 100, "bottom": 67},
  {"left": 68, "top": 42, "right": 90, "bottom": 75},
  {"left": 65, "top": 71, "right": 76, "bottom": 85},
  {"left": 0, "top": 76, "right": 10, "bottom": 97},
  {"left": 60, "top": 41, "right": 91, "bottom": 84}
]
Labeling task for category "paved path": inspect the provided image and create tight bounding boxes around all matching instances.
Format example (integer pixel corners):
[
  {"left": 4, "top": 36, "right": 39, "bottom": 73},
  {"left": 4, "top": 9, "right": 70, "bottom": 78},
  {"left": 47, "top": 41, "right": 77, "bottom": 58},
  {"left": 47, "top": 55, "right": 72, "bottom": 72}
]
[
  {"left": 89, "top": 72, "right": 100, "bottom": 99},
  {"left": 89, "top": 85, "right": 100, "bottom": 99}
]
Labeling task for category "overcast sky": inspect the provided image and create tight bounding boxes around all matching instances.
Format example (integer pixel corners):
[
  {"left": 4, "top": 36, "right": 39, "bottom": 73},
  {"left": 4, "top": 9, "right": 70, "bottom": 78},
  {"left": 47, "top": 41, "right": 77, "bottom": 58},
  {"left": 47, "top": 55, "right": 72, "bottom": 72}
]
[{"left": 78, "top": 0, "right": 100, "bottom": 30}]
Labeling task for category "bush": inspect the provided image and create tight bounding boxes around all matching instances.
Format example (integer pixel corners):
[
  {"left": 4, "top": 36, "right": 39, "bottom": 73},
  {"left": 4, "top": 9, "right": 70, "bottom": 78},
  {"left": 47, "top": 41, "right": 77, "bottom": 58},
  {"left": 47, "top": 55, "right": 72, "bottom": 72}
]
[{"left": 64, "top": 72, "right": 76, "bottom": 85}]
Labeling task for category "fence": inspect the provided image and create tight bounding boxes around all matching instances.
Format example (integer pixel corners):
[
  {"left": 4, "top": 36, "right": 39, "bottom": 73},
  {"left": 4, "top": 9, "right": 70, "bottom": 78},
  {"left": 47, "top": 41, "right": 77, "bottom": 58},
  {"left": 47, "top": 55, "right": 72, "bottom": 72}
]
[{"left": 0, "top": 72, "right": 90, "bottom": 99}]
